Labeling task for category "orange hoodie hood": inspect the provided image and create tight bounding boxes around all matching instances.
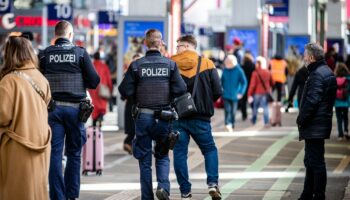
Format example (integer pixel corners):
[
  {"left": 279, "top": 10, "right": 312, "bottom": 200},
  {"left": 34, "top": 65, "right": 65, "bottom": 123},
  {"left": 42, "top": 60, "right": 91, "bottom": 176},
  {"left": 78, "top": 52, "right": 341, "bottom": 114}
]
[
  {"left": 171, "top": 50, "right": 199, "bottom": 71},
  {"left": 171, "top": 50, "right": 216, "bottom": 79}
]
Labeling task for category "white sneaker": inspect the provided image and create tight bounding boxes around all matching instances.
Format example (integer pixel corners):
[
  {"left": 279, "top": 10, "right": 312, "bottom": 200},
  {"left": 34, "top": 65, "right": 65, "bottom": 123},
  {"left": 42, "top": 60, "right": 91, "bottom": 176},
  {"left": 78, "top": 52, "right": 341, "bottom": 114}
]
[{"left": 225, "top": 125, "right": 233, "bottom": 132}]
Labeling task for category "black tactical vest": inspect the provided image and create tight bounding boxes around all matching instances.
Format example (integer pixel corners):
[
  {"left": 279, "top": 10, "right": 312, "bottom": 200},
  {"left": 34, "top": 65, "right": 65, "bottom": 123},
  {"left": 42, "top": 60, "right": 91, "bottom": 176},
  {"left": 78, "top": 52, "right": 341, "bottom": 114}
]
[
  {"left": 134, "top": 56, "right": 172, "bottom": 109},
  {"left": 41, "top": 40, "right": 85, "bottom": 102}
]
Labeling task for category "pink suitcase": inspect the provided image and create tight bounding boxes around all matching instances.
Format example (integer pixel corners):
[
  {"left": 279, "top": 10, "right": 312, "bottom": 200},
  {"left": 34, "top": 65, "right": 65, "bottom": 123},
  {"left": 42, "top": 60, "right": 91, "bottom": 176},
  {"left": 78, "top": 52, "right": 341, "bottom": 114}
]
[
  {"left": 82, "top": 127, "right": 104, "bottom": 175},
  {"left": 270, "top": 102, "right": 282, "bottom": 126}
]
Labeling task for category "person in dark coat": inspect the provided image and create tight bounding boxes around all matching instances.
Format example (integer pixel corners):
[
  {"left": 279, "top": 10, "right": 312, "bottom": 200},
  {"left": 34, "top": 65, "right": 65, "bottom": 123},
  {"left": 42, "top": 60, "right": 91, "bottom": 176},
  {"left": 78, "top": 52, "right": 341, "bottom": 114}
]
[
  {"left": 286, "top": 65, "right": 308, "bottom": 111},
  {"left": 239, "top": 52, "right": 255, "bottom": 120},
  {"left": 123, "top": 53, "right": 143, "bottom": 155},
  {"left": 297, "top": 43, "right": 337, "bottom": 200}
]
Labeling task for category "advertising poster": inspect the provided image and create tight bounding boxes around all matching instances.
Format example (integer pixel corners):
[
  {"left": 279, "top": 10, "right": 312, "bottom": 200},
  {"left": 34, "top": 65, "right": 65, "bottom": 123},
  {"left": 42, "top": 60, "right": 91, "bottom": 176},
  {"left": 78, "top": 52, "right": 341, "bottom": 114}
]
[
  {"left": 123, "top": 20, "right": 164, "bottom": 67},
  {"left": 327, "top": 38, "right": 344, "bottom": 56},
  {"left": 226, "top": 28, "right": 259, "bottom": 58},
  {"left": 285, "top": 35, "right": 310, "bottom": 57}
]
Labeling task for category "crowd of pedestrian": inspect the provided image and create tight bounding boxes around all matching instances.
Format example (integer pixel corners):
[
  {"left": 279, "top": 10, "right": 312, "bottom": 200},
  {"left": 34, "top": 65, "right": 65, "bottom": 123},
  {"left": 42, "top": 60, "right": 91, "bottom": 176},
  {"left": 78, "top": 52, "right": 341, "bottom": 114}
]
[{"left": 0, "top": 19, "right": 349, "bottom": 200}]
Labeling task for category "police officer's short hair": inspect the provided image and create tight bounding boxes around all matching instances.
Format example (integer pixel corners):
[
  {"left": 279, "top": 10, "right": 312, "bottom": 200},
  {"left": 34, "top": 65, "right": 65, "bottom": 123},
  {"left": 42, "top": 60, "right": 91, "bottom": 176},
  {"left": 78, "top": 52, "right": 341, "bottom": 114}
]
[
  {"left": 177, "top": 35, "right": 197, "bottom": 48},
  {"left": 55, "top": 20, "right": 73, "bottom": 37},
  {"left": 145, "top": 29, "right": 162, "bottom": 49},
  {"left": 304, "top": 43, "right": 325, "bottom": 61}
]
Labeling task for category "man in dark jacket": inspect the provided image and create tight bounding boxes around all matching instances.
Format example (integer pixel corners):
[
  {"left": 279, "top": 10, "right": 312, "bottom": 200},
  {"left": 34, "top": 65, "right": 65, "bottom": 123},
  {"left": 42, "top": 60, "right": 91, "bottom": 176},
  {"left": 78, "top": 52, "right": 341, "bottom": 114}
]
[
  {"left": 171, "top": 35, "right": 223, "bottom": 200},
  {"left": 297, "top": 43, "right": 337, "bottom": 200}
]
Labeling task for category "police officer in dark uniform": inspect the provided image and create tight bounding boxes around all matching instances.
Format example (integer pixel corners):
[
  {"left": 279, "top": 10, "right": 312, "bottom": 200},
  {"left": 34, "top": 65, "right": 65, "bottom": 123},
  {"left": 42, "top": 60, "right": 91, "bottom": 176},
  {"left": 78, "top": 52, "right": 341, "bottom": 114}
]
[
  {"left": 39, "top": 20, "right": 100, "bottom": 200},
  {"left": 119, "top": 29, "right": 187, "bottom": 200}
]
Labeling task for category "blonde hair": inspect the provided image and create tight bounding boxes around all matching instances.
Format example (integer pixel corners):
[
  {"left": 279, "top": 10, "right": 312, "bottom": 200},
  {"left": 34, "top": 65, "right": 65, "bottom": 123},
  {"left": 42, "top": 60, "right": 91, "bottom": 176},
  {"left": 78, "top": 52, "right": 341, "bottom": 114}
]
[
  {"left": 0, "top": 36, "right": 38, "bottom": 79},
  {"left": 256, "top": 56, "right": 267, "bottom": 69},
  {"left": 226, "top": 55, "right": 238, "bottom": 66}
]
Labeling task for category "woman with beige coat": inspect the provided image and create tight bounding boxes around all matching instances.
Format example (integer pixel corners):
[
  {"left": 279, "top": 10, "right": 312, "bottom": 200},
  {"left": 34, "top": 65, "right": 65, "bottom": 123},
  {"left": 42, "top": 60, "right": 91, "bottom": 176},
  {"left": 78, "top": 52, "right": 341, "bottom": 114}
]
[{"left": 0, "top": 36, "right": 52, "bottom": 200}]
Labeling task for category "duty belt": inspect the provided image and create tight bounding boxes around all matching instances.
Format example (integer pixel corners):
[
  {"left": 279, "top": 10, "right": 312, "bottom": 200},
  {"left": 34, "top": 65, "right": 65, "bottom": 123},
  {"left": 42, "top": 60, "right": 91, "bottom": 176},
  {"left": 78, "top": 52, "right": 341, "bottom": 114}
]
[
  {"left": 138, "top": 108, "right": 158, "bottom": 115},
  {"left": 56, "top": 101, "right": 80, "bottom": 108}
]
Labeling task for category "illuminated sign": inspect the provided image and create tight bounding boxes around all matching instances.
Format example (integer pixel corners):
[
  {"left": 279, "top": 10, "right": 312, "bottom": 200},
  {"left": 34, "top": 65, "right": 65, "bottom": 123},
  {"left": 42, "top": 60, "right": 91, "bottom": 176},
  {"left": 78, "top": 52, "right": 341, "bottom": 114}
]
[
  {"left": 0, "top": 0, "right": 12, "bottom": 14},
  {"left": 48, "top": 3, "right": 73, "bottom": 21}
]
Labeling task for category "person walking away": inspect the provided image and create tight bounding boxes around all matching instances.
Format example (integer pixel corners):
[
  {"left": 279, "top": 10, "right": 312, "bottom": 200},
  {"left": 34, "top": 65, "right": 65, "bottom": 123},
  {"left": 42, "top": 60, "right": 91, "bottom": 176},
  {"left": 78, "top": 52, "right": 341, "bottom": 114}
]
[
  {"left": 270, "top": 54, "right": 287, "bottom": 102},
  {"left": 123, "top": 53, "right": 143, "bottom": 155},
  {"left": 221, "top": 55, "right": 247, "bottom": 132},
  {"left": 106, "top": 44, "right": 118, "bottom": 112},
  {"left": 119, "top": 29, "right": 187, "bottom": 200},
  {"left": 247, "top": 56, "right": 274, "bottom": 127},
  {"left": 334, "top": 63, "right": 350, "bottom": 140},
  {"left": 239, "top": 52, "right": 255, "bottom": 120},
  {"left": 88, "top": 52, "right": 113, "bottom": 128},
  {"left": 39, "top": 20, "right": 100, "bottom": 200},
  {"left": 232, "top": 37, "right": 244, "bottom": 65},
  {"left": 171, "top": 35, "right": 223, "bottom": 200},
  {"left": 286, "top": 65, "right": 308, "bottom": 111},
  {"left": 0, "top": 36, "right": 52, "bottom": 200},
  {"left": 297, "top": 43, "right": 337, "bottom": 200}
]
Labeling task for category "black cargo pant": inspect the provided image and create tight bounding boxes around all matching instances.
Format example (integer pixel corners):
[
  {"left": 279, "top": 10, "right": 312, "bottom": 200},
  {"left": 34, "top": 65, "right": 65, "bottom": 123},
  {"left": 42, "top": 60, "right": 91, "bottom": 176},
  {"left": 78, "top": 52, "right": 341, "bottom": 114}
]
[{"left": 300, "top": 139, "right": 326, "bottom": 200}]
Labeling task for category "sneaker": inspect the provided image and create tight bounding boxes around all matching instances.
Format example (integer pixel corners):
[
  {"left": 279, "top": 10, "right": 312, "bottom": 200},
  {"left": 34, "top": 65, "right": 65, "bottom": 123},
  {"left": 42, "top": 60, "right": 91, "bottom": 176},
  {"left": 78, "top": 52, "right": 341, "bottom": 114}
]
[
  {"left": 337, "top": 137, "right": 344, "bottom": 141},
  {"left": 156, "top": 188, "right": 170, "bottom": 200},
  {"left": 208, "top": 185, "right": 221, "bottom": 200},
  {"left": 123, "top": 143, "right": 132, "bottom": 155},
  {"left": 181, "top": 192, "right": 192, "bottom": 200},
  {"left": 225, "top": 125, "right": 233, "bottom": 132}
]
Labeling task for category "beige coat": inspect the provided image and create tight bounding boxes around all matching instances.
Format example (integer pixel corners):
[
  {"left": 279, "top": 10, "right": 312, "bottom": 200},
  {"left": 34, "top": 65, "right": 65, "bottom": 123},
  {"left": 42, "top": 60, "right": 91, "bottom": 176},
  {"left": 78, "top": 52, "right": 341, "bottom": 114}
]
[{"left": 0, "top": 64, "right": 51, "bottom": 200}]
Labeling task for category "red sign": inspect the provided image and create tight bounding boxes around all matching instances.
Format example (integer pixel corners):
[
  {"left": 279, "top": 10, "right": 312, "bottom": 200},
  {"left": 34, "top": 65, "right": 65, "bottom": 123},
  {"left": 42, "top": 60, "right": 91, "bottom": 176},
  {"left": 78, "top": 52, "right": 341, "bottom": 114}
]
[{"left": 15, "top": 16, "right": 58, "bottom": 27}]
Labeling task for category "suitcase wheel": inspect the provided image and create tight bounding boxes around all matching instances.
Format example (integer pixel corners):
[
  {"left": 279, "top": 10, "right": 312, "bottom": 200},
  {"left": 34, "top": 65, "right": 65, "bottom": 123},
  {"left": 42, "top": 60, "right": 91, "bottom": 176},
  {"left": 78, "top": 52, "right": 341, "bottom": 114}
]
[
  {"left": 96, "top": 170, "right": 102, "bottom": 176},
  {"left": 82, "top": 170, "right": 88, "bottom": 176}
]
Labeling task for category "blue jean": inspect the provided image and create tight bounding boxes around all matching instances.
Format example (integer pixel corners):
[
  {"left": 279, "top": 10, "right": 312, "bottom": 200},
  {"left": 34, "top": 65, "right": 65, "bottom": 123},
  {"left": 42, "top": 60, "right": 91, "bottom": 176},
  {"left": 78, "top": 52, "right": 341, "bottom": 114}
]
[
  {"left": 173, "top": 119, "right": 219, "bottom": 194},
  {"left": 133, "top": 113, "right": 171, "bottom": 200},
  {"left": 49, "top": 105, "right": 86, "bottom": 200},
  {"left": 223, "top": 99, "right": 238, "bottom": 126},
  {"left": 252, "top": 94, "right": 269, "bottom": 125}
]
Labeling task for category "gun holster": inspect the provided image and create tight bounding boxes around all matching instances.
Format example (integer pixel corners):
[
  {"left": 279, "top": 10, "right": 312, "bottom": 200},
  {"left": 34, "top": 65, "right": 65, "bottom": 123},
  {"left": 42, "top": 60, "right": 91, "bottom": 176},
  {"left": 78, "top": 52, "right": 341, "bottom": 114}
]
[
  {"left": 79, "top": 99, "right": 94, "bottom": 123},
  {"left": 158, "top": 109, "right": 178, "bottom": 121}
]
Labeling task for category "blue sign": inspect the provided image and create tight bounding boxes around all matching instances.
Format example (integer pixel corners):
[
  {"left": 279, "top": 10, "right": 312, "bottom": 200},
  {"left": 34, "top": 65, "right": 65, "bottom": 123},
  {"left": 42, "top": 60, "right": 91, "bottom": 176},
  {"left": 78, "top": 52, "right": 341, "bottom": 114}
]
[
  {"left": 226, "top": 28, "right": 259, "bottom": 59},
  {"left": 285, "top": 35, "right": 310, "bottom": 57},
  {"left": 48, "top": 4, "right": 73, "bottom": 20},
  {"left": 98, "top": 11, "right": 119, "bottom": 25},
  {"left": 181, "top": 23, "right": 195, "bottom": 35},
  {"left": 265, "top": 0, "right": 289, "bottom": 17},
  {"left": 123, "top": 21, "right": 164, "bottom": 63},
  {"left": 0, "top": 0, "right": 12, "bottom": 15}
]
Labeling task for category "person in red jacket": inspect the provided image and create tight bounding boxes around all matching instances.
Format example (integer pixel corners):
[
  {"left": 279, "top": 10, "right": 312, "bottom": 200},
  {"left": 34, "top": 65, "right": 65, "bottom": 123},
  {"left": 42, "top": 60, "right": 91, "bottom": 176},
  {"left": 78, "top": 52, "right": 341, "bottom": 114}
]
[
  {"left": 248, "top": 56, "right": 274, "bottom": 126},
  {"left": 88, "top": 52, "right": 113, "bottom": 127}
]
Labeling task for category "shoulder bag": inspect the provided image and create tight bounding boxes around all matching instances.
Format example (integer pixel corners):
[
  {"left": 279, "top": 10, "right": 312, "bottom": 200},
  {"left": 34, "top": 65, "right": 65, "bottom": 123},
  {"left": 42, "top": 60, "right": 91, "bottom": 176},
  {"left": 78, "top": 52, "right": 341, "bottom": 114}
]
[
  {"left": 173, "top": 56, "right": 202, "bottom": 118},
  {"left": 256, "top": 71, "right": 274, "bottom": 103}
]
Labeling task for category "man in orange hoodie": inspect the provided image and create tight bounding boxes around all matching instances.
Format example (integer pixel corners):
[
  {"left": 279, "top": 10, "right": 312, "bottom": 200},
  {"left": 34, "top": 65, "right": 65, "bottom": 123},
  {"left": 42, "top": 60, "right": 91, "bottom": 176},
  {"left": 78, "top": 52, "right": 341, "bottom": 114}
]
[{"left": 171, "top": 35, "right": 223, "bottom": 200}]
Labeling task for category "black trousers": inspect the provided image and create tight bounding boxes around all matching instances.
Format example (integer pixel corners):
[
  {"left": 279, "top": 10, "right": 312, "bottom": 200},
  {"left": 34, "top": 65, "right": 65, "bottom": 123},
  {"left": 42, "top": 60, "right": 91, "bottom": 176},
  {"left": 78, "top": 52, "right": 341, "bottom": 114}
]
[
  {"left": 300, "top": 139, "right": 327, "bottom": 200},
  {"left": 239, "top": 94, "right": 248, "bottom": 120},
  {"left": 124, "top": 99, "right": 135, "bottom": 145},
  {"left": 335, "top": 107, "right": 349, "bottom": 137},
  {"left": 273, "top": 82, "right": 283, "bottom": 102}
]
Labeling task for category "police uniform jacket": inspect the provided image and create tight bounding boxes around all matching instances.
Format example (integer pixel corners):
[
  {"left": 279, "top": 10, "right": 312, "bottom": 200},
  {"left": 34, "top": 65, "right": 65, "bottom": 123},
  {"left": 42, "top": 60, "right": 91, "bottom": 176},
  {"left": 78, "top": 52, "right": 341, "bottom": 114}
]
[
  {"left": 118, "top": 50, "right": 187, "bottom": 110},
  {"left": 39, "top": 38, "right": 100, "bottom": 102}
]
